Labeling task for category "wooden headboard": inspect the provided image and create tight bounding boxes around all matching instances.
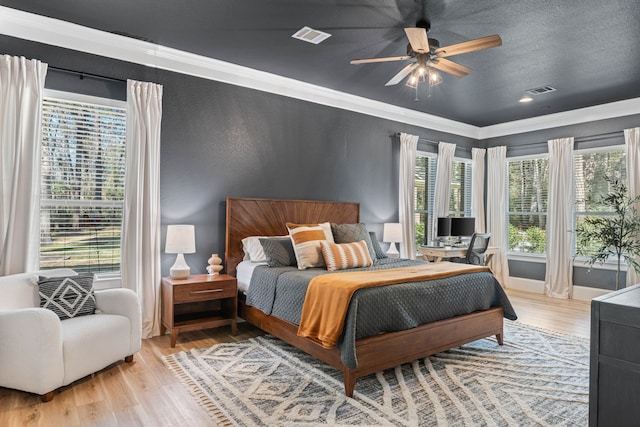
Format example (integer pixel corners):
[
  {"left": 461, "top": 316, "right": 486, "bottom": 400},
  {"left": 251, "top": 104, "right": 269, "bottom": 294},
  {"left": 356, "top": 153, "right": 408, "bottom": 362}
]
[{"left": 225, "top": 197, "right": 360, "bottom": 277}]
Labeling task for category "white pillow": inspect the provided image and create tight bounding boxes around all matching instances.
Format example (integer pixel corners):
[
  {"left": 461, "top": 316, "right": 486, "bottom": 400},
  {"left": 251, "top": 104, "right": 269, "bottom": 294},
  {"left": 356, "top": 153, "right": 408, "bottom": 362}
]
[{"left": 241, "top": 235, "right": 288, "bottom": 262}]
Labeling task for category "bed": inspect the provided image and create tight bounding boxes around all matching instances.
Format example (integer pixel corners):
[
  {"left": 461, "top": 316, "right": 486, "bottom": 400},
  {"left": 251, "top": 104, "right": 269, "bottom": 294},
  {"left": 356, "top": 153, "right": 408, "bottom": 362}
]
[{"left": 225, "top": 197, "right": 516, "bottom": 397}]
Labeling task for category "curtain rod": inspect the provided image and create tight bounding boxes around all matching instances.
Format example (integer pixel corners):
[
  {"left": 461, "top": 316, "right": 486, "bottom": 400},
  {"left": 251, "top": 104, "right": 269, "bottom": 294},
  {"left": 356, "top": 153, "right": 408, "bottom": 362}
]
[
  {"left": 393, "top": 132, "right": 438, "bottom": 145},
  {"left": 504, "top": 130, "right": 624, "bottom": 152},
  {"left": 49, "top": 66, "right": 127, "bottom": 84}
]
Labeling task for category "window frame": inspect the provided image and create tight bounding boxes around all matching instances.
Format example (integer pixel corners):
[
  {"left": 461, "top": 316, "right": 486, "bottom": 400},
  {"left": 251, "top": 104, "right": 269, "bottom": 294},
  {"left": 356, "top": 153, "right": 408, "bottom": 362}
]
[
  {"left": 413, "top": 151, "right": 437, "bottom": 246},
  {"left": 449, "top": 157, "right": 473, "bottom": 218},
  {"left": 573, "top": 144, "right": 627, "bottom": 266},
  {"left": 413, "top": 152, "right": 473, "bottom": 247},
  {"left": 39, "top": 89, "right": 127, "bottom": 279},
  {"left": 505, "top": 153, "right": 549, "bottom": 258}
]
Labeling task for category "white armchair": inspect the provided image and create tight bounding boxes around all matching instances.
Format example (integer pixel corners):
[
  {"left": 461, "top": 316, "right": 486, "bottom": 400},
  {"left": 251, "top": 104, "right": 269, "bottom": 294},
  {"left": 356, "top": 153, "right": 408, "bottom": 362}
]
[{"left": 0, "top": 269, "right": 141, "bottom": 401}]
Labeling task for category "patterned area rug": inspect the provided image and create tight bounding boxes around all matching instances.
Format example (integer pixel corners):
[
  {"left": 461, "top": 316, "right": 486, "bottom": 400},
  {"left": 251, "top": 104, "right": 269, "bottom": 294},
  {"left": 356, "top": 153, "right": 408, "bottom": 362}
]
[{"left": 162, "top": 322, "right": 589, "bottom": 426}]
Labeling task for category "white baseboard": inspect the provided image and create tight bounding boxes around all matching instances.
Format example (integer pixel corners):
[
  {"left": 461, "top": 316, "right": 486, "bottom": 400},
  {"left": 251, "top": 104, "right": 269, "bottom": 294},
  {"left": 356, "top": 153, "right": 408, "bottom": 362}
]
[{"left": 506, "top": 276, "right": 610, "bottom": 301}]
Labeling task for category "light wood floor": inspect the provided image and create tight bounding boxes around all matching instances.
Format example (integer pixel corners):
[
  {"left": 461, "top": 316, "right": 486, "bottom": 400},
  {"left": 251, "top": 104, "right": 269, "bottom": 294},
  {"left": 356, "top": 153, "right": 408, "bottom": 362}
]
[{"left": 0, "top": 289, "right": 591, "bottom": 426}]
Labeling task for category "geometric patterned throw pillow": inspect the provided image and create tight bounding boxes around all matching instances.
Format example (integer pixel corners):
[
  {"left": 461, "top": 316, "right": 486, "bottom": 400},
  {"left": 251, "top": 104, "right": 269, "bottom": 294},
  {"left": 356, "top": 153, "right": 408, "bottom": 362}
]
[{"left": 38, "top": 274, "right": 96, "bottom": 320}]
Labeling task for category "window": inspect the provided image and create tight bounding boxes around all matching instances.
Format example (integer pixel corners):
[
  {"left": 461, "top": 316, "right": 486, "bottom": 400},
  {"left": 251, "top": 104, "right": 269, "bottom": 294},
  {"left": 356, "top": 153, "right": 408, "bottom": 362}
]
[
  {"left": 39, "top": 92, "right": 127, "bottom": 274},
  {"left": 507, "top": 156, "right": 549, "bottom": 254},
  {"left": 574, "top": 147, "right": 626, "bottom": 256},
  {"left": 414, "top": 154, "right": 472, "bottom": 247},
  {"left": 414, "top": 154, "right": 437, "bottom": 247},
  {"left": 449, "top": 159, "right": 472, "bottom": 217}
]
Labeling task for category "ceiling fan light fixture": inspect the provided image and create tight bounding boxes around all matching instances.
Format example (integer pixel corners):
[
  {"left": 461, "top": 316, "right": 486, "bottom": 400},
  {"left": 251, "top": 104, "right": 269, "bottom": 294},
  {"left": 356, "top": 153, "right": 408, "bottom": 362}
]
[
  {"left": 428, "top": 68, "right": 443, "bottom": 87},
  {"left": 406, "top": 73, "right": 419, "bottom": 89}
]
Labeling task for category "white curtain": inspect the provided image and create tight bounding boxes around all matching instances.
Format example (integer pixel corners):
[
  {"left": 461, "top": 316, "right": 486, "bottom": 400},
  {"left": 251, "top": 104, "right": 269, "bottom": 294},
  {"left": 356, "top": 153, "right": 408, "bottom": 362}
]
[
  {"left": 0, "top": 55, "right": 47, "bottom": 275},
  {"left": 625, "top": 127, "right": 640, "bottom": 287},
  {"left": 432, "top": 141, "right": 456, "bottom": 239},
  {"left": 472, "top": 148, "right": 486, "bottom": 233},
  {"left": 486, "top": 146, "right": 509, "bottom": 286},
  {"left": 399, "top": 133, "right": 418, "bottom": 259},
  {"left": 121, "top": 80, "right": 163, "bottom": 338},
  {"left": 544, "top": 137, "right": 574, "bottom": 298}
]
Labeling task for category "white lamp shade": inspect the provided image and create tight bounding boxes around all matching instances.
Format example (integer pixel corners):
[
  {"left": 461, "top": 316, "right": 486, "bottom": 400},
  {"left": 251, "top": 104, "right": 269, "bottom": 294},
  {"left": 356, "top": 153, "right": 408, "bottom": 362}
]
[
  {"left": 383, "top": 223, "right": 404, "bottom": 243},
  {"left": 165, "top": 225, "right": 196, "bottom": 254}
]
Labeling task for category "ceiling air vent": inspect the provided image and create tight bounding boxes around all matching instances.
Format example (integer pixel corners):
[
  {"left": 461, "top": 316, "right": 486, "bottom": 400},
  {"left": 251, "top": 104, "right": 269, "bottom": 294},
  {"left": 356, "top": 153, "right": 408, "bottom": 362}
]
[
  {"left": 525, "top": 85, "right": 557, "bottom": 96},
  {"left": 292, "top": 26, "right": 331, "bottom": 45}
]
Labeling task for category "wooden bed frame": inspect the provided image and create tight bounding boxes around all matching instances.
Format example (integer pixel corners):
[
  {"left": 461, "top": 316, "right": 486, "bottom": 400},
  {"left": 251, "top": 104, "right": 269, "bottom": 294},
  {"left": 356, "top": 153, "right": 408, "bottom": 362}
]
[{"left": 225, "top": 197, "right": 504, "bottom": 397}]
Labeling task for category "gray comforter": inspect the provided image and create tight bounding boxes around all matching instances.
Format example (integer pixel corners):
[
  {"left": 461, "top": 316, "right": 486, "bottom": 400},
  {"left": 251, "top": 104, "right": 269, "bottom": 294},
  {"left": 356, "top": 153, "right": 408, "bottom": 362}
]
[{"left": 246, "top": 258, "right": 517, "bottom": 368}]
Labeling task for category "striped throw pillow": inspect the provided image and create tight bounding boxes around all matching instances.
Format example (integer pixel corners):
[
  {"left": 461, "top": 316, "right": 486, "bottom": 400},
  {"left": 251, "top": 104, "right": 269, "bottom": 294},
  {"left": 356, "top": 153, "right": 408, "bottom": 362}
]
[
  {"left": 320, "top": 240, "right": 373, "bottom": 271},
  {"left": 287, "top": 222, "right": 334, "bottom": 269}
]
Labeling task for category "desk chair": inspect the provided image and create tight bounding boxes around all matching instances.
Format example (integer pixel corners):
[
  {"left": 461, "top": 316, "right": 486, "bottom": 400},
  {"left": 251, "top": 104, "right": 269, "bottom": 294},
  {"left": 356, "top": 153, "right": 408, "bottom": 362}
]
[
  {"left": 465, "top": 233, "right": 491, "bottom": 265},
  {"left": 450, "top": 233, "right": 491, "bottom": 265}
]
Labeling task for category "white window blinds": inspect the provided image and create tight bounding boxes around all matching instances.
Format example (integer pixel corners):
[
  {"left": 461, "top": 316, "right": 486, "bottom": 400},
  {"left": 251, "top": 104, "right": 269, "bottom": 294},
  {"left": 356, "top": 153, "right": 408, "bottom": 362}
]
[
  {"left": 39, "top": 96, "right": 127, "bottom": 273},
  {"left": 507, "top": 157, "right": 549, "bottom": 253},
  {"left": 574, "top": 148, "right": 626, "bottom": 255},
  {"left": 414, "top": 154, "right": 437, "bottom": 246},
  {"left": 574, "top": 149, "right": 626, "bottom": 214},
  {"left": 449, "top": 160, "right": 472, "bottom": 216}
]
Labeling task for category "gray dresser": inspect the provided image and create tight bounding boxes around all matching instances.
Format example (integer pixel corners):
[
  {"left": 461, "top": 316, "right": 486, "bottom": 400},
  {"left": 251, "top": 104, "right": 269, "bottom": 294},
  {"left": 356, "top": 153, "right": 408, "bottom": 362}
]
[{"left": 590, "top": 284, "right": 640, "bottom": 426}]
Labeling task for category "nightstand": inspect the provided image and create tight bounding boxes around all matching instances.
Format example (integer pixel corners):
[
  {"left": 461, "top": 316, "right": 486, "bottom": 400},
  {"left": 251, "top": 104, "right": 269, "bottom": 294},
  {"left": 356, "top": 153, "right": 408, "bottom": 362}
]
[{"left": 161, "top": 274, "right": 237, "bottom": 347}]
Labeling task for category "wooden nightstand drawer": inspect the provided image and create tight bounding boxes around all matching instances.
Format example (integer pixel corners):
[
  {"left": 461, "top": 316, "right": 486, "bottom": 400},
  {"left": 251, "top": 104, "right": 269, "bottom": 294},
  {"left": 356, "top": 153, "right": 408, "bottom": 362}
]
[{"left": 173, "top": 280, "right": 236, "bottom": 303}]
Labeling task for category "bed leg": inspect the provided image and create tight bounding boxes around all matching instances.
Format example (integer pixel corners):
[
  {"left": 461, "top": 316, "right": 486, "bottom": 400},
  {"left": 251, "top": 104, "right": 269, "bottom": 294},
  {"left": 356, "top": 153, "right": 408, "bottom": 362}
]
[
  {"left": 344, "top": 373, "right": 356, "bottom": 398},
  {"left": 496, "top": 332, "right": 504, "bottom": 345}
]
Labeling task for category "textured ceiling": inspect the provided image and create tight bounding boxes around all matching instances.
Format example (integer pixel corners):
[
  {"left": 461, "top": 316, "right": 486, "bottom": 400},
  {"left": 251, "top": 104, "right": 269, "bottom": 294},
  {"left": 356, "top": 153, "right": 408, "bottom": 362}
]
[{"left": 3, "top": 0, "right": 640, "bottom": 126}]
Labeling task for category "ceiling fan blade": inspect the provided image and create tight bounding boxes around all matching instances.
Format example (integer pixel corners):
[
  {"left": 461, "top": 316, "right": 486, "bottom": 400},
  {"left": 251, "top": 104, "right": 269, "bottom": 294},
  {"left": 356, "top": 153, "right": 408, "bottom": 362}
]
[
  {"left": 430, "top": 58, "right": 471, "bottom": 78},
  {"left": 385, "top": 62, "right": 418, "bottom": 86},
  {"left": 434, "top": 34, "right": 502, "bottom": 58},
  {"left": 350, "top": 55, "right": 412, "bottom": 65},
  {"left": 404, "top": 27, "right": 430, "bottom": 54}
]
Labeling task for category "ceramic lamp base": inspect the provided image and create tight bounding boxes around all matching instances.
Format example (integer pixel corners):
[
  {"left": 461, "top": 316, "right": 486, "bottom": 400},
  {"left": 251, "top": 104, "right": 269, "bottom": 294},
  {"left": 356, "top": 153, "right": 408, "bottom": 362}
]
[
  {"left": 386, "top": 242, "right": 400, "bottom": 258},
  {"left": 170, "top": 253, "right": 191, "bottom": 279}
]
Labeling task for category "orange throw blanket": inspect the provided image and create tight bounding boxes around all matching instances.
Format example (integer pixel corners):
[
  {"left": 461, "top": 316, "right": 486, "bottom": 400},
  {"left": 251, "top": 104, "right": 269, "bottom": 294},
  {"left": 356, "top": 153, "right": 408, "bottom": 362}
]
[{"left": 297, "top": 262, "right": 491, "bottom": 348}]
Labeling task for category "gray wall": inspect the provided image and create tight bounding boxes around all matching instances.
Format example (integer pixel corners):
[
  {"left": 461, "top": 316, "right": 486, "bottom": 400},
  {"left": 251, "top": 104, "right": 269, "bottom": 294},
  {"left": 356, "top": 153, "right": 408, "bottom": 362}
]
[{"left": 1, "top": 35, "right": 476, "bottom": 276}]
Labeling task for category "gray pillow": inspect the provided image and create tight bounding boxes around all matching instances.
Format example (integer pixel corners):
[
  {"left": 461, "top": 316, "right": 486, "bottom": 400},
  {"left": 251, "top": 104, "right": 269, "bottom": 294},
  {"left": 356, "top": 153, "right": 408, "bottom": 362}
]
[
  {"left": 38, "top": 273, "right": 96, "bottom": 320},
  {"left": 368, "top": 231, "right": 388, "bottom": 259},
  {"left": 331, "top": 223, "right": 377, "bottom": 261},
  {"left": 259, "top": 237, "right": 297, "bottom": 267}
]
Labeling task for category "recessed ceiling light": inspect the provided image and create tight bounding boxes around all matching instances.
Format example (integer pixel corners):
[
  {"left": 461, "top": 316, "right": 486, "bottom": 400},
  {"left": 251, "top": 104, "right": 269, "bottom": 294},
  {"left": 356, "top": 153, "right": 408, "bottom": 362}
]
[
  {"left": 292, "top": 26, "right": 331, "bottom": 44},
  {"left": 519, "top": 94, "right": 533, "bottom": 103}
]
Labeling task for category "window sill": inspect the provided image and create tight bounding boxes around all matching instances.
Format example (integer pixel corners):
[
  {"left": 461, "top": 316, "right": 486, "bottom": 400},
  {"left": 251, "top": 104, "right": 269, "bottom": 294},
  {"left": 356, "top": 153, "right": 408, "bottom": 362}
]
[
  {"left": 573, "top": 256, "right": 628, "bottom": 272},
  {"left": 94, "top": 273, "right": 122, "bottom": 290},
  {"left": 507, "top": 253, "right": 546, "bottom": 263},
  {"left": 507, "top": 253, "right": 628, "bottom": 271}
]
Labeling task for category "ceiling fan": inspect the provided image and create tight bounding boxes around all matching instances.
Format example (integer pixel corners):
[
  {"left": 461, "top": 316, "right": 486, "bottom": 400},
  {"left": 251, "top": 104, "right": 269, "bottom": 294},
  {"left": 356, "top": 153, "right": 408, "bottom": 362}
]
[{"left": 350, "top": 20, "right": 502, "bottom": 89}]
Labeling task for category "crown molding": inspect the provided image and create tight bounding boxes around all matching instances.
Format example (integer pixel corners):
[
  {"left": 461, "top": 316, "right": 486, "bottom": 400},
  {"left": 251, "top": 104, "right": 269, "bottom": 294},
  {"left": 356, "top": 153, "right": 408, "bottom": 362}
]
[
  {"left": 478, "top": 97, "right": 640, "bottom": 139},
  {"left": 0, "top": 6, "right": 479, "bottom": 139},
  {"left": 2, "top": 6, "right": 639, "bottom": 142}
]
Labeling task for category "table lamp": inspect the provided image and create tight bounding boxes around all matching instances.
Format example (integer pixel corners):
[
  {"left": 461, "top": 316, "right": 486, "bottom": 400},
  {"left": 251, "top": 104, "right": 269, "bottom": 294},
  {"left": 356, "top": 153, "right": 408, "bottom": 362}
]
[
  {"left": 383, "top": 223, "right": 403, "bottom": 258},
  {"left": 165, "top": 225, "right": 196, "bottom": 279}
]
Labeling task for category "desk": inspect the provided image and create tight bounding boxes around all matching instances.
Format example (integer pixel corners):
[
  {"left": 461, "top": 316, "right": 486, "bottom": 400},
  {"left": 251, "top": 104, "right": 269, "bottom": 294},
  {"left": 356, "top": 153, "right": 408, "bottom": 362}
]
[{"left": 418, "top": 246, "right": 498, "bottom": 264}]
